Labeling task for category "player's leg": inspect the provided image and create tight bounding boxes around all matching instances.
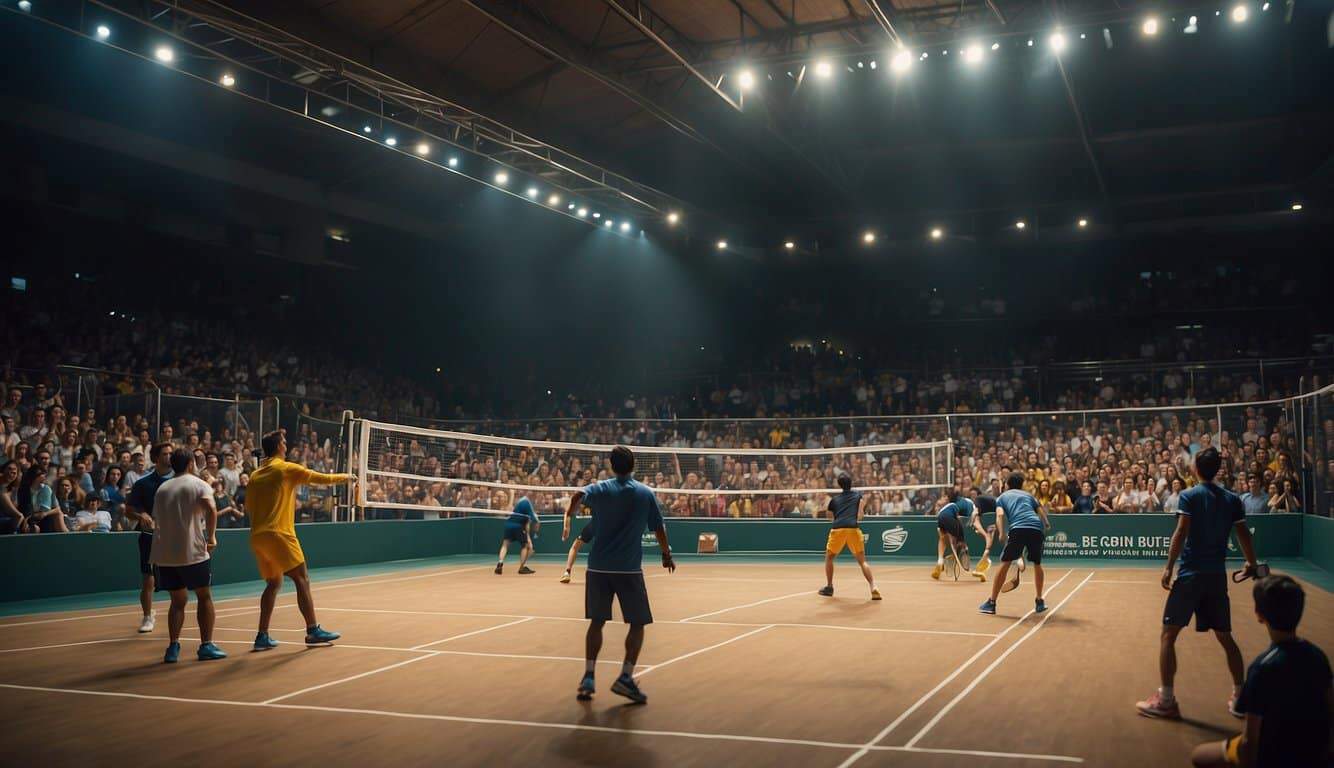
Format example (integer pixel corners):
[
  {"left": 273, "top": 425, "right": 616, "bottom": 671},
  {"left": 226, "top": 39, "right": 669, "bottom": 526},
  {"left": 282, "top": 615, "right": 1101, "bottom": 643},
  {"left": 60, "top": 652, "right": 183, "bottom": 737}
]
[
  {"left": 194, "top": 583, "right": 226, "bottom": 660},
  {"left": 562, "top": 539, "right": 581, "bottom": 583},
  {"left": 853, "top": 549, "right": 880, "bottom": 600},
  {"left": 1190, "top": 736, "right": 1239, "bottom": 768},
  {"left": 1138, "top": 576, "right": 1191, "bottom": 718},
  {"left": 610, "top": 575, "right": 652, "bottom": 704},
  {"left": 517, "top": 535, "right": 535, "bottom": 574},
  {"left": 166, "top": 587, "right": 188, "bottom": 646},
  {"left": 932, "top": 530, "right": 948, "bottom": 580},
  {"left": 286, "top": 562, "right": 339, "bottom": 644},
  {"left": 1215, "top": 632, "right": 1245, "bottom": 716},
  {"left": 580, "top": 572, "right": 613, "bottom": 699},
  {"left": 137, "top": 533, "right": 156, "bottom": 632},
  {"left": 496, "top": 537, "right": 510, "bottom": 574},
  {"left": 982, "top": 534, "right": 1024, "bottom": 612},
  {"left": 820, "top": 530, "right": 842, "bottom": 595},
  {"left": 1027, "top": 532, "right": 1046, "bottom": 612}
]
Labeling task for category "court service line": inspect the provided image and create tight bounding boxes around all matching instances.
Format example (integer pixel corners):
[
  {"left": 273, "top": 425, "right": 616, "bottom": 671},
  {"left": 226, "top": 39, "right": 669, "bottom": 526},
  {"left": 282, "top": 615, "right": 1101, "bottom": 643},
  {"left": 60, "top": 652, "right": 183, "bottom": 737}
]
[
  {"left": 0, "top": 565, "right": 489, "bottom": 629},
  {"left": 680, "top": 591, "right": 810, "bottom": 622},
  {"left": 409, "top": 617, "right": 534, "bottom": 651},
  {"left": 261, "top": 617, "right": 536, "bottom": 704},
  {"left": 0, "top": 682, "right": 1082, "bottom": 761},
  {"left": 904, "top": 571, "right": 1096, "bottom": 749},
  {"left": 636, "top": 624, "right": 774, "bottom": 678},
  {"left": 832, "top": 568, "right": 1076, "bottom": 768}
]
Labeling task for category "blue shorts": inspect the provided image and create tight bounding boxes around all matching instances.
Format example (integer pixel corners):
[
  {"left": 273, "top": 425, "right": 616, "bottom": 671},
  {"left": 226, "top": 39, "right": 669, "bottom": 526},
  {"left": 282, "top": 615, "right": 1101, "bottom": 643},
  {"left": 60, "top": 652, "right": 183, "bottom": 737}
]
[{"left": 503, "top": 523, "right": 528, "bottom": 545}]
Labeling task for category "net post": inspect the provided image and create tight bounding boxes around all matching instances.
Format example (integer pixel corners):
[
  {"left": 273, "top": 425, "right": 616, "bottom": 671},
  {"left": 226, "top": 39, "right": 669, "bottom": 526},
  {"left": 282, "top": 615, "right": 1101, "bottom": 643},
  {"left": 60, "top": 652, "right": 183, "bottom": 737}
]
[{"left": 355, "top": 411, "right": 370, "bottom": 519}]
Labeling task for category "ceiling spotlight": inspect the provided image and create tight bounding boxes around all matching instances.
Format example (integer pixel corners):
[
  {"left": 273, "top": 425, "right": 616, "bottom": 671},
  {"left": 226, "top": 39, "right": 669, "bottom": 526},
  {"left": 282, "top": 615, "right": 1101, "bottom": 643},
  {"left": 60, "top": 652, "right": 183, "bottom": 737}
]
[
  {"left": 385, "top": 137, "right": 398, "bottom": 147},
  {"left": 526, "top": 187, "right": 538, "bottom": 198},
  {"left": 862, "top": 231, "right": 876, "bottom": 244},
  {"left": 18, "top": 0, "right": 31, "bottom": 11},
  {"left": 716, "top": 240, "right": 728, "bottom": 250},
  {"left": 1143, "top": 17, "right": 1159, "bottom": 35},
  {"left": 1078, "top": 217, "right": 1089, "bottom": 228},
  {"left": 1049, "top": 32, "right": 1067, "bottom": 52},
  {"left": 416, "top": 142, "right": 431, "bottom": 156},
  {"left": 220, "top": 73, "right": 236, "bottom": 88},
  {"left": 568, "top": 202, "right": 576, "bottom": 210},
  {"left": 577, "top": 207, "right": 588, "bottom": 218},
  {"left": 930, "top": 227, "right": 943, "bottom": 240},
  {"left": 1262, "top": 1, "right": 1269, "bottom": 9},
  {"left": 620, "top": 221, "right": 631, "bottom": 232},
  {"left": 963, "top": 44, "right": 983, "bottom": 64},
  {"left": 1231, "top": 4, "right": 1248, "bottom": 22},
  {"left": 548, "top": 194, "right": 561, "bottom": 206},
  {"left": 362, "top": 125, "right": 373, "bottom": 133},
  {"left": 784, "top": 241, "right": 795, "bottom": 250},
  {"left": 1016, "top": 220, "right": 1027, "bottom": 230},
  {"left": 667, "top": 212, "right": 680, "bottom": 225},
  {"left": 869, "top": 60, "right": 877, "bottom": 69},
  {"left": 154, "top": 45, "right": 175, "bottom": 64},
  {"left": 604, "top": 220, "right": 613, "bottom": 228},
  {"left": 1027, "top": 39, "right": 1034, "bottom": 47},
  {"left": 593, "top": 212, "right": 601, "bottom": 219},
  {"left": 448, "top": 156, "right": 458, "bottom": 167},
  {"left": 991, "top": 42, "right": 1000, "bottom": 51},
  {"left": 95, "top": 25, "right": 111, "bottom": 40},
  {"left": 737, "top": 69, "right": 755, "bottom": 90},
  {"left": 1185, "top": 14, "right": 1199, "bottom": 32},
  {"left": 814, "top": 59, "right": 833, "bottom": 79},
  {"left": 1291, "top": 203, "right": 1303, "bottom": 211},
  {"left": 494, "top": 171, "right": 508, "bottom": 185},
  {"left": 891, "top": 50, "right": 913, "bottom": 73}
]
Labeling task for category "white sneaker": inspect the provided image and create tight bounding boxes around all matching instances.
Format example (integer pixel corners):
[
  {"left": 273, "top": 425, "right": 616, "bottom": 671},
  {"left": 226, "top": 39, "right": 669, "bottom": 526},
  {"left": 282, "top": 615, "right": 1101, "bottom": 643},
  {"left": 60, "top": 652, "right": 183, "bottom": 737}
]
[{"left": 138, "top": 612, "right": 156, "bottom": 633}]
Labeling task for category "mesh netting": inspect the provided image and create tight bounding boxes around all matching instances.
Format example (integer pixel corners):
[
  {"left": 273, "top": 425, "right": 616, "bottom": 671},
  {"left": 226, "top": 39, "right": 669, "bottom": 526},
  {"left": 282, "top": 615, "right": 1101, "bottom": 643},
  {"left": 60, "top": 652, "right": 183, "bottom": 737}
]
[{"left": 352, "top": 419, "right": 952, "bottom": 518}]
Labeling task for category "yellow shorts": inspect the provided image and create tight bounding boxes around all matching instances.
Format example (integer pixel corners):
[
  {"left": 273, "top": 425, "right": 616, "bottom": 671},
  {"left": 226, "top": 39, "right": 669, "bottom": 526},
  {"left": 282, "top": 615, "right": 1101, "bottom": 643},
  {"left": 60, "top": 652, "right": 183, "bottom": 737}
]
[
  {"left": 250, "top": 532, "right": 306, "bottom": 580},
  {"left": 826, "top": 528, "right": 865, "bottom": 556},
  {"left": 1222, "top": 735, "right": 1241, "bottom": 766}
]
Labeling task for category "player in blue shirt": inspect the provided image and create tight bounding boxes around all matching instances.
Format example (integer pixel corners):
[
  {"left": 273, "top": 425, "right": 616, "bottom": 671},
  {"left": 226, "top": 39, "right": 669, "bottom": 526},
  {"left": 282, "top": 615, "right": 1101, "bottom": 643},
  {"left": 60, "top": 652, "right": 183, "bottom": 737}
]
[
  {"left": 979, "top": 472, "right": 1051, "bottom": 616},
  {"left": 818, "top": 473, "right": 880, "bottom": 600},
  {"left": 1191, "top": 575, "right": 1331, "bottom": 768},
  {"left": 1137, "top": 447, "right": 1259, "bottom": 721},
  {"left": 495, "top": 495, "right": 539, "bottom": 575},
  {"left": 562, "top": 446, "right": 674, "bottom": 705},
  {"left": 125, "top": 442, "right": 175, "bottom": 634}
]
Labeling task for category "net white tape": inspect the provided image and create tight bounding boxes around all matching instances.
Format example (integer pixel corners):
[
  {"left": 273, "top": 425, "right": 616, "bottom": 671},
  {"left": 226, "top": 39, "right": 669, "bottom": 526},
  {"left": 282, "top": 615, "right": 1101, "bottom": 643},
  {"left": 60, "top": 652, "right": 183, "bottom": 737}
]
[{"left": 352, "top": 419, "right": 952, "bottom": 518}]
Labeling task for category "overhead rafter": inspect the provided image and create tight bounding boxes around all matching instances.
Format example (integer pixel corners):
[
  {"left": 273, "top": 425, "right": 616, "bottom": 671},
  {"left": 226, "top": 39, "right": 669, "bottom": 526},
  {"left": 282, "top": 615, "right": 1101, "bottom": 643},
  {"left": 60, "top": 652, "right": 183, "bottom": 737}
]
[
  {"left": 863, "top": 0, "right": 902, "bottom": 46},
  {"left": 599, "top": 0, "right": 743, "bottom": 112}
]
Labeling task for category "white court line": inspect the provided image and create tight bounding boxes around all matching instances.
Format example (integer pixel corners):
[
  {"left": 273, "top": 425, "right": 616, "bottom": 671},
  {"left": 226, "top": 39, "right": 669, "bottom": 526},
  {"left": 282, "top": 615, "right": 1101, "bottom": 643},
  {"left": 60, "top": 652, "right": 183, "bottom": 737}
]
[
  {"left": 904, "top": 572, "right": 1095, "bottom": 749},
  {"left": 832, "top": 569, "right": 1076, "bottom": 768},
  {"left": 262, "top": 617, "right": 536, "bottom": 704},
  {"left": 0, "top": 637, "right": 138, "bottom": 654},
  {"left": 409, "top": 617, "right": 534, "bottom": 651},
  {"left": 680, "top": 591, "right": 810, "bottom": 622},
  {"left": 637, "top": 625, "right": 773, "bottom": 678},
  {"left": 0, "top": 682, "right": 1081, "bottom": 761},
  {"left": 693, "top": 622, "right": 995, "bottom": 639},
  {"left": 0, "top": 565, "right": 488, "bottom": 629}
]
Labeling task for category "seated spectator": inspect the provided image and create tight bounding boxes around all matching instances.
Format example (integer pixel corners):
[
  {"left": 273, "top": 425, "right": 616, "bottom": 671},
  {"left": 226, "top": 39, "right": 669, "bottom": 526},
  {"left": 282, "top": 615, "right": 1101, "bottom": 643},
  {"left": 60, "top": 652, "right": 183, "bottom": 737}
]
[
  {"left": 1113, "top": 478, "right": 1138, "bottom": 513},
  {"left": 72, "top": 493, "right": 112, "bottom": 533},
  {"left": 1093, "top": 481, "right": 1115, "bottom": 514},
  {"left": 1071, "top": 480, "right": 1095, "bottom": 514},
  {"left": 99, "top": 466, "right": 128, "bottom": 530},
  {"left": 1049, "top": 480, "right": 1074, "bottom": 513},
  {"left": 1268, "top": 479, "right": 1302, "bottom": 513},
  {"left": 1163, "top": 478, "right": 1184, "bottom": 513},
  {"left": 17, "top": 465, "right": 66, "bottom": 533},
  {"left": 1240, "top": 475, "right": 1269, "bottom": 516},
  {"left": 212, "top": 478, "right": 245, "bottom": 528},
  {"left": 0, "top": 460, "right": 28, "bottom": 534}
]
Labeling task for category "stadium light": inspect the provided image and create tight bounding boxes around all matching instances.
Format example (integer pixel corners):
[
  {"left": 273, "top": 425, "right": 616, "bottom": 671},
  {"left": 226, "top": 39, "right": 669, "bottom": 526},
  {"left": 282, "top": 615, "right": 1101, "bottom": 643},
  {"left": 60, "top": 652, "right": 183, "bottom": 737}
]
[
  {"left": 1142, "top": 17, "right": 1159, "bottom": 35},
  {"left": 814, "top": 59, "right": 833, "bottom": 79},
  {"left": 716, "top": 239, "right": 728, "bottom": 250},
  {"left": 494, "top": 171, "right": 508, "bottom": 185},
  {"left": 862, "top": 230, "right": 876, "bottom": 244},
  {"left": 593, "top": 212, "right": 601, "bottom": 219},
  {"left": 95, "top": 25, "right": 110, "bottom": 40},
  {"left": 220, "top": 73, "right": 236, "bottom": 88},
  {"left": 416, "top": 142, "right": 430, "bottom": 156},
  {"left": 891, "top": 50, "right": 913, "bottom": 74},
  {"left": 1049, "top": 32, "right": 1067, "bottom": 52},
  {"left": 577, "top": 207, "right": 588, "bottom": 218},
  {"left": 737, "top": 69, "right": 756, "bottom": 91},
  {"left": 930, "top": 227, "right": 944, "bottom": 240},
  {"left": 784, "top": 241, "right": 795, "bottom": 250},
  {"left": 963, "top": 44, "right": 983, "bottom": 64},
  {"left": 1027, "top": 39, "right": 1034, "bottom": 47},
  {"left": 1291, "top": 203, "right": 1303, "bottom": 211},
  {"left": 548, "top": 193, "right": 561, "bottom": 206},
  {"left": 568, "top": 203, "right": 576, "bottom": 210},
  {"left": 620, "top": 221, "right": 631, "bottom": 232},
  {"left": 1184, "top": 15, "right": 1199, "bottom": 33},
  {"left": 362, "top": 125, "right": 372, "bottom": 133},
  {"left": 667, "top": 212, "right": 680, "bottom": 226},
  {"left": 604, "top": 220, "right": 613, "bottom": 228},
  {"left": 991, "top": 42, "right": 1000, "bottom": 51},
  {"left": 1262, "top": 1, "right": 1269, "bottom": 9},
  {"left": 526, "top": 187, "right": 538, "bottom": 198},
  {"left": 154, "top": 45, "right": 174, "bottom": 64},
  {"left": 385, "top": 137, "right": 397, "bottom": 147},
  {"left": 1016, "top": 220, "right": 1027, "bottom": 230},
  {"left": 18, "top": 0, "right": 31, "bottom": 11},
  {"left": 448, "top": 156, "right": 458, "bottom": 167},
  {"left": 1231, "top": 4, "right": 1248, "bottom": 22},
  {"left": 1078, "top": 217, "right": 1089, "bottom": 228}
]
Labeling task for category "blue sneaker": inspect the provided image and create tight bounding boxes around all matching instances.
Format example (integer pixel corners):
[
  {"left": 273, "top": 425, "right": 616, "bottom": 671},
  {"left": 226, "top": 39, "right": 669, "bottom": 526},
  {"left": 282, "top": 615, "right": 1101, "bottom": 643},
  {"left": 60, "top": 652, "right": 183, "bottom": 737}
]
[
  {"left": 163, "top": 642, "right": 181, "bottom": 664},
  {"left": 253, "top": 633, "right": 279, "bottom": 652},
  {"left": 1035, "top": 598, "right": 1047, "bottom": 614},
  {"left": 611, "top": 673, "right": 647, "bottom": 705},
  {"left": 305, "top": 625, "right": 341, "bottom": 645},
  {"left": 577, "top": 673, "right": 595, "bottom": 701},
  {"left": 978, "top": 599, "right": 997, "bottom": 615},
  {"left": 197, "top": 642, "right": 228, "bottom": 661}
]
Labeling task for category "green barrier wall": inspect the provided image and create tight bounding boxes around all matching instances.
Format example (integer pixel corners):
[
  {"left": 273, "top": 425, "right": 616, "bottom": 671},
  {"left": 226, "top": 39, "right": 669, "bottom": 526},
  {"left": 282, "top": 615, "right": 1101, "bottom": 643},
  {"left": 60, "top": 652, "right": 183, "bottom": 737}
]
[
  {"left": 1302, "top": 515, "right": 1334, "bottom": 575},
  {"left": 1, "top": 519, "right": 475, "bottom": 602}
]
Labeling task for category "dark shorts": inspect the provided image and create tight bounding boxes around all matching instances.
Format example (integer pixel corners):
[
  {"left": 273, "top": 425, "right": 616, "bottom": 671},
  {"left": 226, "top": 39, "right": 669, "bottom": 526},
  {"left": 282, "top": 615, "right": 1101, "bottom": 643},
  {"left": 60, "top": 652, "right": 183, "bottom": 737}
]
[
  {"left": 156, "top": 560, "right": 212, "bottom": 592},
  {"left": 937, "top": 514, "right": 964, "bottom": 541},
  {"left": 578, "top": 524, "right": 595, "bottom": 544},
  {"left": 1163, "top": 572, "right": 1231, "bottom": 632},
  {"left": 138, "top": 532, "right": 155, "bottom": 575},
  {"left": 502, "top": 523, "right": 528, "bottom": 546},
  {"left": 1001, "top": 528, "right": 1044, "bottom": 564},
  {"left": 585, "top": 571, "right": 653, "bottom": 625}
]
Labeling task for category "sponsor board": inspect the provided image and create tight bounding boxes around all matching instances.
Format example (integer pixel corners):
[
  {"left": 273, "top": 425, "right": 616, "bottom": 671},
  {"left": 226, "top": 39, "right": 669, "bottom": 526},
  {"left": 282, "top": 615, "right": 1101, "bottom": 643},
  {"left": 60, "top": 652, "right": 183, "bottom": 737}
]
[{"left": 881, "top": 526, "right": 908, "bottom": 553}]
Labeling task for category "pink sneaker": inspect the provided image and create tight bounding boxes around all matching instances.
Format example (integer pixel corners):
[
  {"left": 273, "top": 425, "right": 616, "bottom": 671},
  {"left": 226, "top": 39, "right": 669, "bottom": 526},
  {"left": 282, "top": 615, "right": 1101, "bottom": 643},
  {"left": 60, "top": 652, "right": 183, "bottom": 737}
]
[
  {"left": 1227, "top": 694, "right": 1243, "bottom": 719},
  {"left": 1135, "top": 692, "right": 1181, "bottom": 719}
]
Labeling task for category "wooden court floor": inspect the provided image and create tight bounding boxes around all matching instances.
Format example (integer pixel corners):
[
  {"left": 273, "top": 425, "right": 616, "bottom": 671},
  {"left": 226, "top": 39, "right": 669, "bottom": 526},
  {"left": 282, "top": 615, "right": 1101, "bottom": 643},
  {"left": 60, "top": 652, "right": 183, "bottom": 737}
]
[{"left": 2, "top": 558, "right": 1331, "bottom": 767}]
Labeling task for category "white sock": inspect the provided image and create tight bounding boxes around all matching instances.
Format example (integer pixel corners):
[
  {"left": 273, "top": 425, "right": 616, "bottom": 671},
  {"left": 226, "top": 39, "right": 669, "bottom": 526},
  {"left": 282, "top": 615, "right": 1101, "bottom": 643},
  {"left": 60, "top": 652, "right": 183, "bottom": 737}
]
[
  {"left": 936, "top": 558, "right": 944, "bottom": 566},
  {"left": 585, "top": 660, "right": 595, "bottom": 674},
  {"left": 621, "top": 661, "right": 635, "bottom": 677},
  {"left": 1160, "top": 686, "right": 1174, "bottom": 702}
]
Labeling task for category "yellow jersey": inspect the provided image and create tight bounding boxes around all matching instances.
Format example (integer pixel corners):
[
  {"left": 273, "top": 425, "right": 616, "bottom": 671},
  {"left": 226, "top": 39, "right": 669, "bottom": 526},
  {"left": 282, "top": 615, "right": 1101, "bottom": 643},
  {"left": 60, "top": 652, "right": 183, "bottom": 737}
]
[{"left": 247, "top": 457, "right": 348, "bottom": 537}]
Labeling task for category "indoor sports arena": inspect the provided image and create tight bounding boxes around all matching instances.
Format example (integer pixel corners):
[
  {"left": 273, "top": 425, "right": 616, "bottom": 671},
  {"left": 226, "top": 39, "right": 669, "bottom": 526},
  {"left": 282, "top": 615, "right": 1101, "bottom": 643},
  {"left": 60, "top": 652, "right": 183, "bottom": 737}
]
[{"left": 1, "top": 1, "right": 1333, "bottom": 766}]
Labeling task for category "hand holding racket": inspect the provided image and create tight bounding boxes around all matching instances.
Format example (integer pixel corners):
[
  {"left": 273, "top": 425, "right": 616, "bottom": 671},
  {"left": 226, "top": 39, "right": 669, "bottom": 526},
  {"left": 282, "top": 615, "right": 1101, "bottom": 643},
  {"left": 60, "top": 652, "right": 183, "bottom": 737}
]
[{"left": 1231, "top": 562, "right": 1270, "bottom": 583}]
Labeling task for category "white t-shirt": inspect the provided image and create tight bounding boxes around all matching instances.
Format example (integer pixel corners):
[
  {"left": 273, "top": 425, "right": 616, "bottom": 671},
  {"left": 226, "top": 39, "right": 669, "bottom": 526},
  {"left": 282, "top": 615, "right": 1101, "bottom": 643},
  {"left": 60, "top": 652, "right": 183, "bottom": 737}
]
[{"left": 149, "top": 474, "right": 213, "bottom": 567}]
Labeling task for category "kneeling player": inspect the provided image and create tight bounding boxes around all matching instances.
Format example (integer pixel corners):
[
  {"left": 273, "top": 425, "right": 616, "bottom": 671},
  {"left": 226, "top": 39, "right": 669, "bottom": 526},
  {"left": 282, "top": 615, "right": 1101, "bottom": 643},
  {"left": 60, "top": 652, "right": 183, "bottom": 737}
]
[
  {"left": 496, "top": 495, "right": 539, "bottom": 575},
  {"left": 932, "top": 490, "right": 973, "bottom": 581},
  {"left": 561, "top": 519, "right": 595, "bottom": 584}
]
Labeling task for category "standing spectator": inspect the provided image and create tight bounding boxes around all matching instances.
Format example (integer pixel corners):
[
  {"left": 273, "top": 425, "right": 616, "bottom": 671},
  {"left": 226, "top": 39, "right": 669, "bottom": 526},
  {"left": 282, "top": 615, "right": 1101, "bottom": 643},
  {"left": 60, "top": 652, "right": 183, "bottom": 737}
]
[
  {"left": 1240, "top": 476, "right": 1269, "bottom": 516},
  {"left": 218, "top": 452, "right": 240, "bottom": 495}
]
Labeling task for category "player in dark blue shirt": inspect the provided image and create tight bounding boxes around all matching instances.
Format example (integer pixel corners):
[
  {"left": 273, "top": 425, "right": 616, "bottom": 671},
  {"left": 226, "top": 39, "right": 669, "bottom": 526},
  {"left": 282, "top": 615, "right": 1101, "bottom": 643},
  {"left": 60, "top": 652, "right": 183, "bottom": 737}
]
[
  {"left": 562, "top": 446, "right": 674, "bottom": 705},
  {"left": 495, "top": 495, "right": 539, "bottom": 575},
  {"left": 1192, "top": 575, "right": 1332, "bottom": 768},
  {"left": 818, "top": 473, "right": 880, "bottom": 600},
  {"left": 1137, "top": 447, "right": 1259, "bottom": 721},
  {"left": 125, "top": 442, "right": 175, "bottom": 635}
]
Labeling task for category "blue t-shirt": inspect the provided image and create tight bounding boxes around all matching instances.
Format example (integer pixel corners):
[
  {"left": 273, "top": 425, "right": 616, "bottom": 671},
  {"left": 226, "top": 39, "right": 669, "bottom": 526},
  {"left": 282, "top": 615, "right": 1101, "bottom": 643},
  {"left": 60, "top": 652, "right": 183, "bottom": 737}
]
[
  {"left": 126, "top": 470, "right": 174, "bottom": 530},
  {"left": 827, "top": 490, "right": 862, "bottom": 529},
  {"left": 1234, "top": 639, "right": 1332, "bottom": 768},
  {"left": 1177, "top": 482, "right": 1244, "bottom": 577},
  {"left": 582, "top": 475, "right": 664, "bottom": 573},
  {"left": 506, "top": 497, "right": 538, "bottom": 529},
  {"left": 996, "top": 489, "right": 1044, "bottom": 532},
  {"left": 1240, "top": 492, "right": 1269, "bottom": 516}
]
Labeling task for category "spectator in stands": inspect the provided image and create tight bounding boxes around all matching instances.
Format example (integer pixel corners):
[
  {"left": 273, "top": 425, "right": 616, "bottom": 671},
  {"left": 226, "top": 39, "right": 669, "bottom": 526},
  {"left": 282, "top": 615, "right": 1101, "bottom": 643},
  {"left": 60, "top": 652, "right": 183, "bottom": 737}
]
[
  {"left": 1268, "top": 479, "right": 1302, "bottom": 513},
  {"left": 1094, "top": 481, "right": 1115, "bottom": 514},
  {"left": 1072, "top": 480, "right": 1095, "bottom": 514},
  {"left": 1241, "top": 476, "right": 1269, "bottom": 516},
  {"left": 1049, "top": 480, "right": 1074, "bottom": 513},
  {"left": 17, "top": 465, "right": 66, "bottom": 533},
  {"left": 218, "top": 452, "right": 240, "bottom": 495},
  {"left": 1163, "top": 478, "right": 1184, "bottom": 513},
  {"left": 213, "top": 478, "right": 244, "bottom": 528},
  {"left": 2, "top": 416, "right": 18, "bottom": 458},
  {"left": 100, "top": 466, "right": 127, "bottom": 529},
  {"left": 1, "top": 460, "right": 26, "bottom": 534}
]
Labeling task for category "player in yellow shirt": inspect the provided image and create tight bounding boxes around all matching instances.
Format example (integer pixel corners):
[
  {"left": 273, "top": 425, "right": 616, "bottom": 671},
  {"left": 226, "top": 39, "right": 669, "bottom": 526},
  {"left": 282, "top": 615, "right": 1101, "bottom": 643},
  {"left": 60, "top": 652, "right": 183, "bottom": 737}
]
[{"left": 248, "top": 431, "right": 356, "bottom": 650}]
